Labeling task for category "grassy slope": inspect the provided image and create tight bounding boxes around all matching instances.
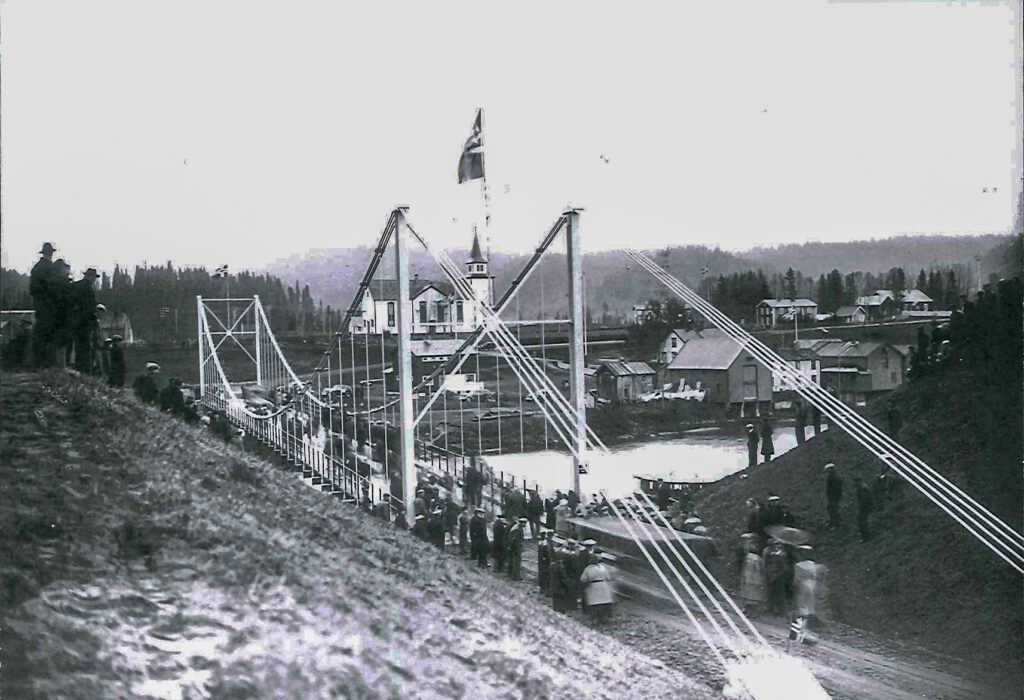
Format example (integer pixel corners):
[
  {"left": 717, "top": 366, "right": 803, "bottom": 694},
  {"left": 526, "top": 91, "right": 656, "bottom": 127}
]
[
  {"left": 692, "top": 364, "right": 1022, "bottom": 680},
  {"left": 0, "top": 372, "right": 716, "bottom": 699}
]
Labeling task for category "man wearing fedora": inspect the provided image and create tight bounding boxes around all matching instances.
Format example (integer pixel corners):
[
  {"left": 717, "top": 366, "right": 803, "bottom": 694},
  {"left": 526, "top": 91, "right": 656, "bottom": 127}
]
[
  {"left": 72, "top": 268, "right": 100, "bottom": 373},
  {"left": 29, "top": 242, "right": 57, "bottom": 367}
]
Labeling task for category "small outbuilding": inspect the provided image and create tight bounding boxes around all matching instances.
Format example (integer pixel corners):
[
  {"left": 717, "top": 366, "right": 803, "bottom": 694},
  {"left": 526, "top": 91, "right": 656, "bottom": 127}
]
[
  {"left": 595, "top": 361, "right": 657, "bottom": 402},
  {"left": 664, "top": 337, "right": 772, "bottom": 411}
]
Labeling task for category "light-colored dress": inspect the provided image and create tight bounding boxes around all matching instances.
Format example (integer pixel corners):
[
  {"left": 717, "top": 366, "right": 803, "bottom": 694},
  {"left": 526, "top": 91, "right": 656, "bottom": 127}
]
[
  {"left": 794, "top": 561, "right": 828, "bottom": 619},
  {"left": 740, "top": 553, "right": 767, "bottom": 603}
]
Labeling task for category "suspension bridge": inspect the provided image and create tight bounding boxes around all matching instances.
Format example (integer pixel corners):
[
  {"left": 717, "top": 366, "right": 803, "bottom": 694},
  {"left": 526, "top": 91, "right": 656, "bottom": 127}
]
[{"left": 195, "top": 207, "right": 1023, "bottom": 698}]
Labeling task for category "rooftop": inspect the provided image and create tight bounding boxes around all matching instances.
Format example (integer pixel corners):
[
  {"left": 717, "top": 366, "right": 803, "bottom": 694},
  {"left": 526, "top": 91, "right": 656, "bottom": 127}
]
[
  {"left": 597, "top": 360, "right": 656, "bottom": 377},
  {"left": 758, "top": 298, "right": 818, "bottom": 308},
  {"left": 667, "top": 337, "right": 747, "bottom": 370}
]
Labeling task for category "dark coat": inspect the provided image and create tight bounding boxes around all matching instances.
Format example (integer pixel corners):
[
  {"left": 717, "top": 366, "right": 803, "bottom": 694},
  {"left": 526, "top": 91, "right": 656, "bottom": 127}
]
[
  {"left": 108, "top": 345, "right": 126, "bottom": 386},
  {"left": 492, "top": 519, "right": 508, "bottom": 554},
  {"left": 469, "top": 514, "right": 488, "bottom": 551},
  {"left": 760, "top": 423, "right": 775, "bottom": 456},
  {"left": 746, "top": 429, "right": 760, "bottom": 450},
  {"left": 550, "top": 557, "right": 573, "bottom": 611},
  {"left": 856, "top": 483, "right": 874, "bottom": 514},
  {"left": 826, "top": 472, "right": 843, "bottom": 502},
  {"left": 507, "top": 523, "right": 525, "bottom": 553},
  {"left": 526, "top": 492, "right": 544, "bottom": 520},
  {"left": 411, "top": 518, "right": 428, "bottom": 540},
  {"left": 656, "top": 482, "right": 673, "bottom": 510},
  {"left": 159, "top": 385, "right": 184, "bottom": 414},
  {"left": 133, "top": 374, "right": 160, "bottom": 405}
]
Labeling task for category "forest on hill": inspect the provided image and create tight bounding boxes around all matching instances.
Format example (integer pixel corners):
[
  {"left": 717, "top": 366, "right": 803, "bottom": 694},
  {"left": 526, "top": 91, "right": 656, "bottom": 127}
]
[{"left": 265, "top": 232, "right": 1012, "bottom": 326}]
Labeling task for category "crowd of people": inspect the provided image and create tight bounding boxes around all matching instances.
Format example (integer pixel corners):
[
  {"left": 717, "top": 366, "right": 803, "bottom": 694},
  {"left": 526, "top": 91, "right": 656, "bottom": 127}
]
[
  {"left": 26, "top": 242, "right": 128, "bottom": 378},
  {"left": 402, "top": 473, "right": 618, "bottom": 622}
]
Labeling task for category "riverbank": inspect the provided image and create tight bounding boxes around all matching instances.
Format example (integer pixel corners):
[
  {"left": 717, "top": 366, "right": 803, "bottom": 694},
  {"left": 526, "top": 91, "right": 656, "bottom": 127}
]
[
  {"left": 689, "top": 365, "right": 1022, "bottom": 691},
  {"left": 0, "top": 371, "right": 717, "bottom": 699}
]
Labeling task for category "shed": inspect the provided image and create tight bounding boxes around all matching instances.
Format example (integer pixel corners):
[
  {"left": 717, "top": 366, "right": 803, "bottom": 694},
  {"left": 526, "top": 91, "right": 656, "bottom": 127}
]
[
  {"left": 835, "top": 305, "right": 868, "bottom": 324},
  {"left": 664, "top": 337, "right": 772, "bottom": 407},
  {"left": 595, "top": 361, "right": 656, "bottom": 402}
]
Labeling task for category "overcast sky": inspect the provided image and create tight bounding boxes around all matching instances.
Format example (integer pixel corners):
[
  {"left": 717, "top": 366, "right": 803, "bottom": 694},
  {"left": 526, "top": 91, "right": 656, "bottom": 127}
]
[{"left": 1, "top": 1, "right": 1021, "bottom": 275}]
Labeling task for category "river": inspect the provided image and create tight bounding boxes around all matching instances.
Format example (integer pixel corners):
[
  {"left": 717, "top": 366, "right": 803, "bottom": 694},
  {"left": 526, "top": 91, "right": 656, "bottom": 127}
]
[{"left": 486, "top": 425, "right": 823, "bottom": 497}]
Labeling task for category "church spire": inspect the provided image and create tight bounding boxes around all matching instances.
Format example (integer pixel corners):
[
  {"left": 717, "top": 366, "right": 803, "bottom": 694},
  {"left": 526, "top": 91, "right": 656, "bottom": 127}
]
[{"left": 468, "top": 226, "right": 486, "bottom": 264}]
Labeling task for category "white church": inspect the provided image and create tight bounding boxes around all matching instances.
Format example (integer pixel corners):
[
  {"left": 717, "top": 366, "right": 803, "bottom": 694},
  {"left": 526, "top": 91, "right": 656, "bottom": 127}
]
[{"left": 351, "top": 230, "right": 494, "bottom": 336}]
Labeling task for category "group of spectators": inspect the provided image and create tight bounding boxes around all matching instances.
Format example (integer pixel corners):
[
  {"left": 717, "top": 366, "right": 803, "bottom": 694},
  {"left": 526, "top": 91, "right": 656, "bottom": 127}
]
[
  {"left": 401, "top": 470, "right": 617, "bottom": 621},
  {"left": 27, "top": 242, "right": 126, "bottom": 383}
]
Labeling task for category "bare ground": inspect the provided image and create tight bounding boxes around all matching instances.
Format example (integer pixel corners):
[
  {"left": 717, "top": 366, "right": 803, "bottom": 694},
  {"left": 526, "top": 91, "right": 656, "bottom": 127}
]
[{"left": 0, "top": 371, "right": 717, "bottom": 699}]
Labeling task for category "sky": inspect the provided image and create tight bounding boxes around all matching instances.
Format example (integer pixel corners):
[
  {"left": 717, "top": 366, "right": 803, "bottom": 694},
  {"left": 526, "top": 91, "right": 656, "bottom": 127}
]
[{"left": 1, "top": 1, "right": 1021, "bottom": 275}]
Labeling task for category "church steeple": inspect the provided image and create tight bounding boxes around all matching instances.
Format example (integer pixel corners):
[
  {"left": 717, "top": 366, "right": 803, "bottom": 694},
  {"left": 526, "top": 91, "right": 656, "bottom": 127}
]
[{"left": 468, "top": 227, "right": 486, "bottom": 265}]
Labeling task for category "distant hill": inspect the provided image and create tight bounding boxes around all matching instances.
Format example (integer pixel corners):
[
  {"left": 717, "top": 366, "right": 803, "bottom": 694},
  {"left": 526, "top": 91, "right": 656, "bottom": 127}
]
[
  {"left": 740, "top": 233, "right": 1009, "bottom": 279},
  {"left": 264, "top": 233, "right": 1011, "bottom": 327}
]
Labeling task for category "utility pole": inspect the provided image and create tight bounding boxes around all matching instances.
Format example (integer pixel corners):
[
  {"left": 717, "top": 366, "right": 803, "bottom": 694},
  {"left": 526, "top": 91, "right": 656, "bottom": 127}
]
[
  {"left": 565, "top": 208, "right": 587, "bottom": 494},
  {"left": 254, "top": 295, "right": 263, "bottom": 387},
  {"left": 393, "top": 208, "right": 417, "bottom": 525},
  {"left": 196, "top": 296, "right": 205, "bottom": 398}
]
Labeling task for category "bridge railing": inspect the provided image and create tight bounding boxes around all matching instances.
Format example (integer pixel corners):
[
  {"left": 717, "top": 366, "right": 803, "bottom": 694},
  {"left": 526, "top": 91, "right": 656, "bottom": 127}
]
[{"left": 202, "top": 394, "right": 401, "bottom": 515}]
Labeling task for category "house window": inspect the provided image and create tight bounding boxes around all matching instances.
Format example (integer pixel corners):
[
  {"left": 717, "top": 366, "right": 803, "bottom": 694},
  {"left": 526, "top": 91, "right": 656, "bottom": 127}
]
[
  {"left": 881, "top": 350, "right": 889, "bottom": 369},
  {"left": 387, "top": 302, "right": 396, "bottom": 328},
  {"left": 456, "top": 301, "right": 464, "bottom": 323},
  {"left": 436, "top": 302, "right": 447, "bottom": 323},
  {"left": 419, "top": 301, "right": 428, "bottom": 324},
  {"left": 742, "top": 364, "right": 758, "bottom": 400},
  {"left": 670, "top": 337, "right": 678, "bottom": 349}
]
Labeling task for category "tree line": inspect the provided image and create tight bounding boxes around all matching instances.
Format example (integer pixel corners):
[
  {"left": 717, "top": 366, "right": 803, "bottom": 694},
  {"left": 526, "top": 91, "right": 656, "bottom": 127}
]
[
  {"left": 706, "top": 263, "right": 970, "bottom": 321},
  {"left": 1, "top": 263, "right": 342, "bottom": 342}
]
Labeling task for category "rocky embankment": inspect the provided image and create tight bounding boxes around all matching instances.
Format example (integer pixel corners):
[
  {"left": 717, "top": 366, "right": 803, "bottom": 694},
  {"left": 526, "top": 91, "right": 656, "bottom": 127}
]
[{"left": 0, "top": 372, "right": 717, "bottom": 699}]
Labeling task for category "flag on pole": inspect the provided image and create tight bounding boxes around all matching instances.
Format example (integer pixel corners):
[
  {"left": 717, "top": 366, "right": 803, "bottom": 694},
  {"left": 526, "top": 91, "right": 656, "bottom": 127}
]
[
  {"left": 457, "top": 109, "right": 485, "bottom": 184},
  {"left": 214, "top": 265, "right": 229, "bottom": 278}
]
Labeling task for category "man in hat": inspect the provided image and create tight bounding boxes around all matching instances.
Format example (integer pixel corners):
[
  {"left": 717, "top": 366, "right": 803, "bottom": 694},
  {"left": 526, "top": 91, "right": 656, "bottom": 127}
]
[
  {"left": 507, "top": 516, "right": 526, "bottom": 580},
  {"left": 412, "top": 513, "right": 429, "bottom": 541},
  {"left": 537, "top": 531, "right": 552, "bottom": 594},
  {"left": 71, "top": 268, "right": 100, "bottom": 372},
  {"left": 746, "top": 423, "right": 759, "bottom": 467},
  {"left": 413, "top": 489, "right": 427, "bottom": 518},
  {"left": 427, "top": 507, "right": 446, "bottom": 550},
  {"left": 561, "top": 538, "right": 582, "bottom": 609},
  {"left": 656, "top": 477, "right": 673, "bottom": 511},
  {"left": 492, "top": 513, "right": 509, "bottom": 573},
  {"left": 763, "top": 494, "right": 783, "bottom": 528},
  {"left": 824, "top": 463, "right": 843, "bottom": 528},
  {"left": 107, "top": 335, "right": 126, "bottom": 387},
  {"left": 549, "top": 539, "right": 573, "bottom": 612},
  {"left": 91, "top": 304, "right": 108, "bottom": 376},
  {"left": 133, "top": 362, "right": 163, "bottom": 405},
  {"left": 159, "top": 377, "right": 185, "bottom": 415},
  {"left": 30, "top": 242, "right": 57, "bottom": 367},
  {"left": 469, "top": 507, "right": 489, "bottom": 568},
  {"left": 577, "top": 539, "right": 597, "bottom": 610},
  {"left": 554, "top": 498, "right": 573, "bottom": 537}
]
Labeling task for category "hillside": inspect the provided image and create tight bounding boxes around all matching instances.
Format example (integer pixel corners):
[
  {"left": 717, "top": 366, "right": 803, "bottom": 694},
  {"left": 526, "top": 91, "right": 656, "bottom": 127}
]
[
  {"left": 691, "top": 365, "right": 1022, "bottom": 688},
  {"left": 264, "top": 233, "right": 1008, "bottom": 327},
  {"left": 0, "top": 371, "right": 717, "bottom": 699},
  {"left": 741, "top": 234, "right": 1009, "bottom": 280}
]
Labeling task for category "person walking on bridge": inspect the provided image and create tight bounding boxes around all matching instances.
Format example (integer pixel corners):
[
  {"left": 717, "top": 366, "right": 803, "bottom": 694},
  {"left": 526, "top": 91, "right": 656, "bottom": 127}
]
[
  {"left": 760, "top": 416, "right": 775, "bottom": 463},
  {"left": 491, "top": 513, "right": 508, "bottom": 573},
  {"left": 746, "top": 424, "right": 759, "bottom": 468},
  {"left": 656, "top": 478, "right": 673, "bottom": 511},
  {"left": 825, "top": 463, "right": 843, "bottom": 528},
  {"left": 469, "top": 507, "right": 488, "bottom": 568},
  {"left": 526, "top": 488, "right": 543, "bottom": 539}
]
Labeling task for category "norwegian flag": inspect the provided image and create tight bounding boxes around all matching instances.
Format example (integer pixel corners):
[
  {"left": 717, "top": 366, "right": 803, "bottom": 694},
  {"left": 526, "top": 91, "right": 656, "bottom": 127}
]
[
  {"left": 457, "top": 109, "right": 485, "bottom": 183},
  {"left": 213, "top": 265, "right": 229, "bottom": 278}
]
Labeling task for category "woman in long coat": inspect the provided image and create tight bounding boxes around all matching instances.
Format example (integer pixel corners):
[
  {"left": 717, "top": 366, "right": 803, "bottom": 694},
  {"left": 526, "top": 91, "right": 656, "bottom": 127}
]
[
  {"left": 580, "top": 553, "right": 615, "bottom": 621},
  {"left": 760, "top": 416, "right": 775, "bottom": 462},
  {"left": 739, "top": 532, "right": 767, "bottom": 613}
]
